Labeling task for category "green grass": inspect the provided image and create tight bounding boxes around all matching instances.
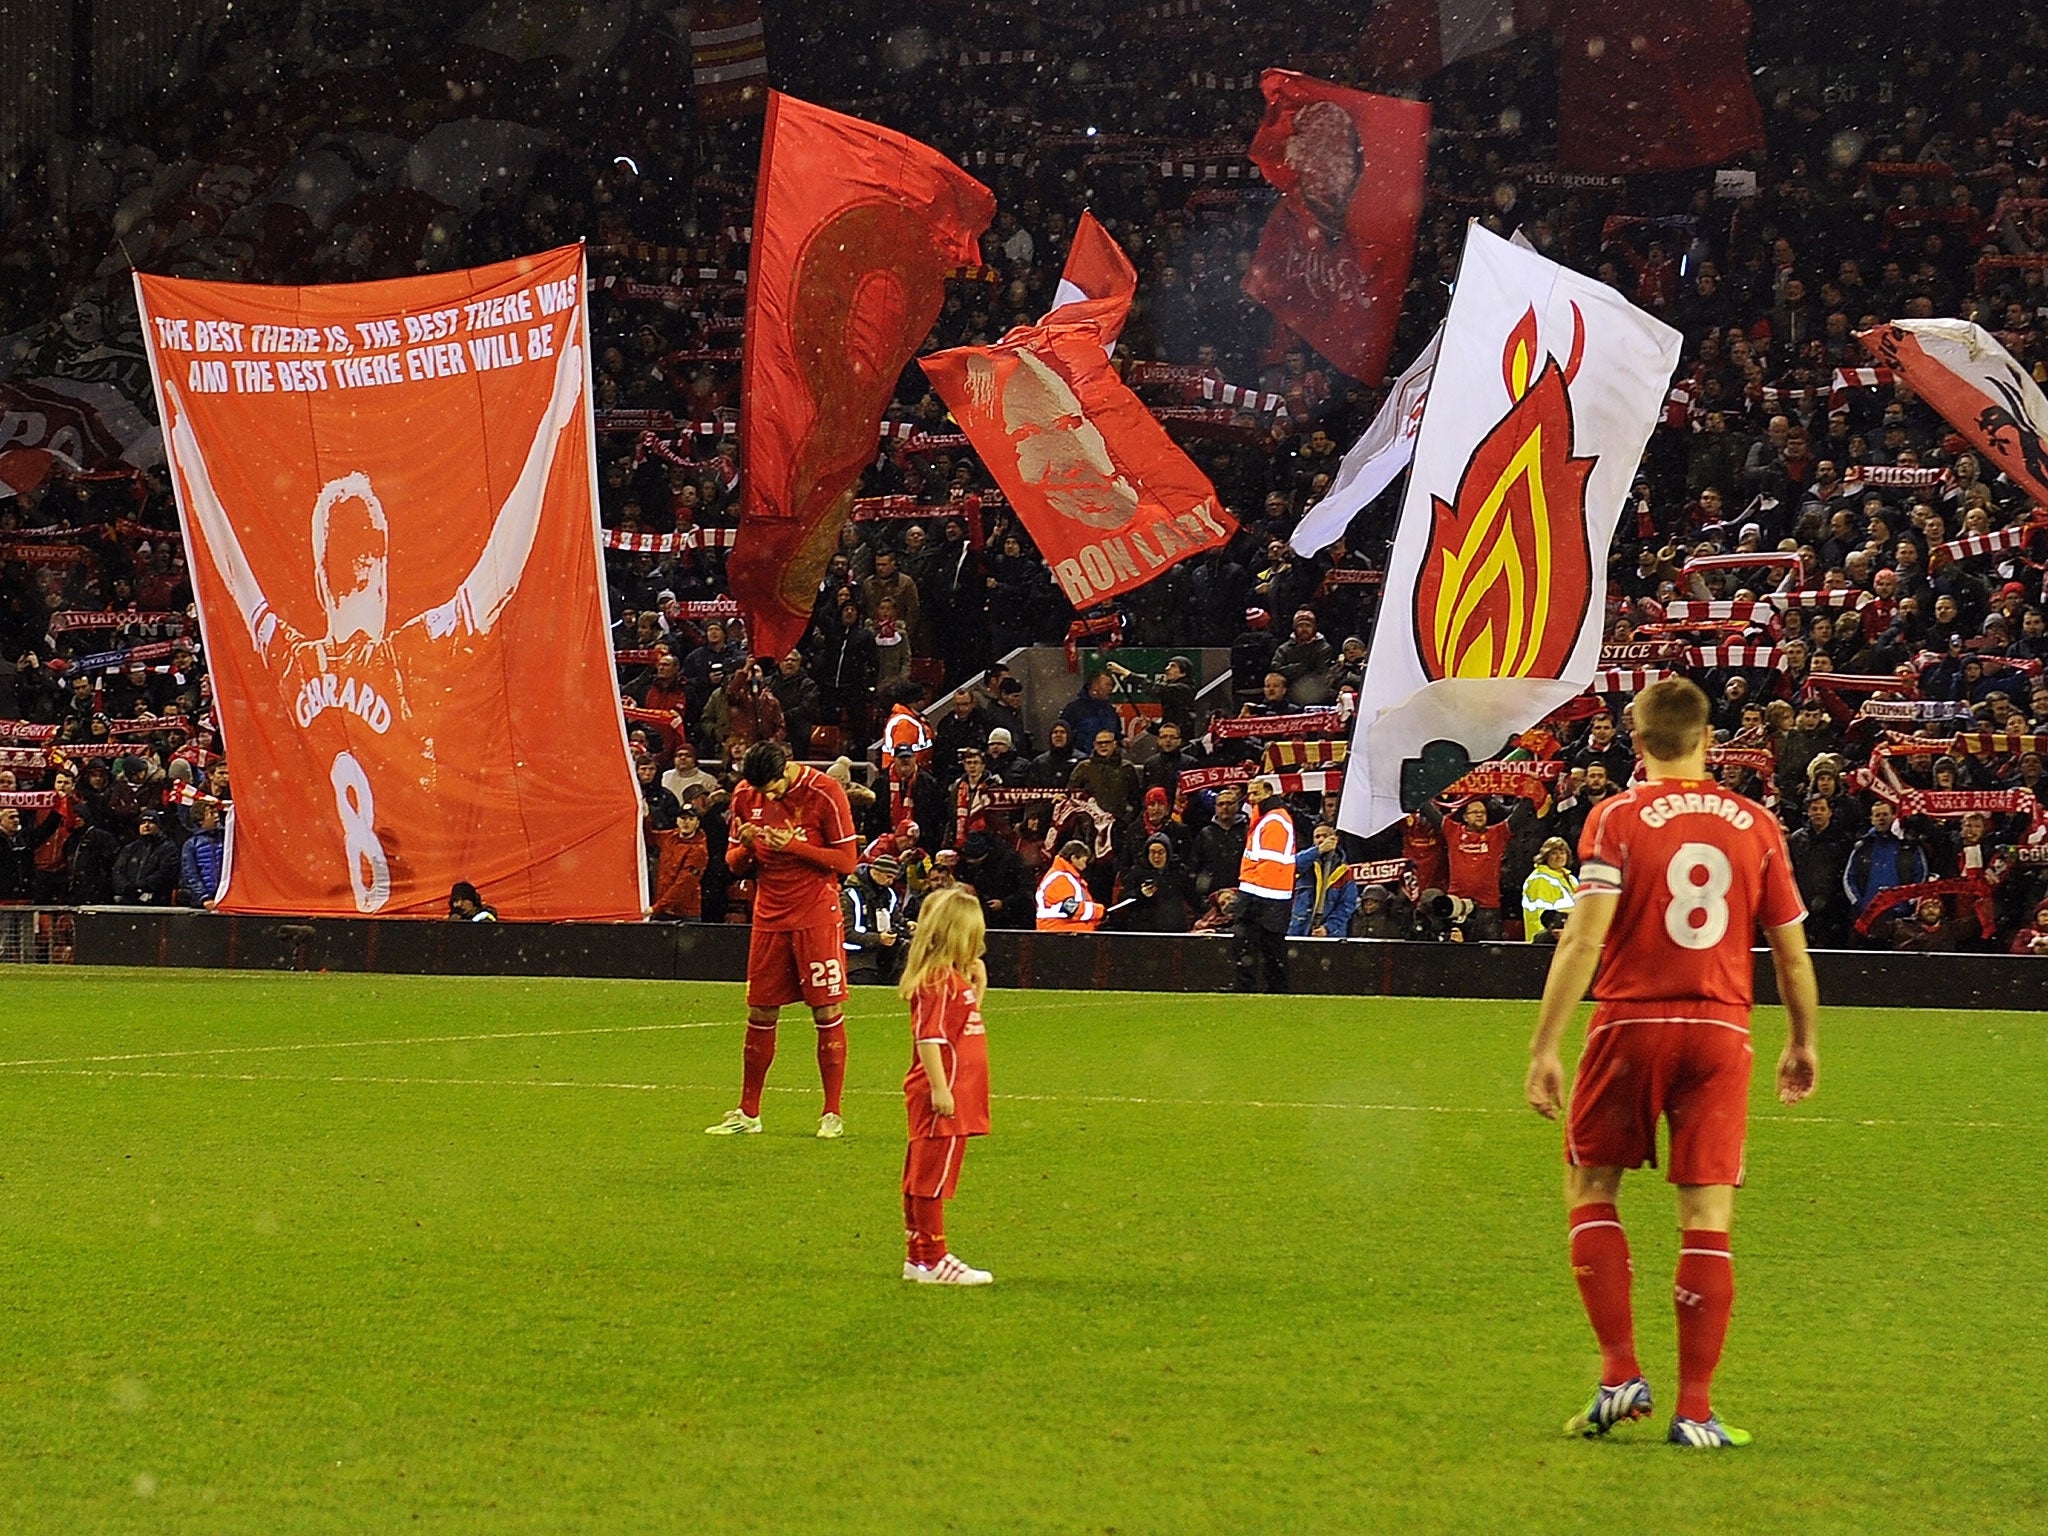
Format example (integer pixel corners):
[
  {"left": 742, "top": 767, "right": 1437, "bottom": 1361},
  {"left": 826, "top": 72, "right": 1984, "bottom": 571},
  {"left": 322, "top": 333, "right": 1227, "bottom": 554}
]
[{"left": 0, "top": 969, "right": 2041, "bottom": 1533}]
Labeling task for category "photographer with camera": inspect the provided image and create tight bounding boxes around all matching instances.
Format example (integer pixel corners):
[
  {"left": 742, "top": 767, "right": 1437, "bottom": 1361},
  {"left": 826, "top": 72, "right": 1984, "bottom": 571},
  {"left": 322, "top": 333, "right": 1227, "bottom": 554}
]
[{"left": 843, "top": 854, "right": 912, "bottom": 985}]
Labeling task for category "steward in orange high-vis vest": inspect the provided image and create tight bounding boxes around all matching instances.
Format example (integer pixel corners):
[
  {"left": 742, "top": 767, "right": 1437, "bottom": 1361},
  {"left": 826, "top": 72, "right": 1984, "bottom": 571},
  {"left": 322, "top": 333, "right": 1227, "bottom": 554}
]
[
  {"left": 1035, "top": 842, "right": 1105, "bottom": 931},
  {"left": 882, "top": 694, "right": 933, "bottom": 768},
  {"left": 1234, "top": 776, "right": 1295, "bottom": 991}
]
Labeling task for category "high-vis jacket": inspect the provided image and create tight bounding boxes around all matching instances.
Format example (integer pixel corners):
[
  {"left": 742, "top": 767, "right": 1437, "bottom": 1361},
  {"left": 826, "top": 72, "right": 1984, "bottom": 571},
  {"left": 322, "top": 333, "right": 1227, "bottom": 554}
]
[
  {"left": 1035, "top": 856, "right": 1104, "bottom": 931},
  {"left": 1237, "top": 805, "right": 1297, "bottom": 900},
  {"left": 883, "top": 703, "right": 933, "bottom": 765},
  {"left": 1520, "top": 863, "right": 1578, "bottom": 940}
]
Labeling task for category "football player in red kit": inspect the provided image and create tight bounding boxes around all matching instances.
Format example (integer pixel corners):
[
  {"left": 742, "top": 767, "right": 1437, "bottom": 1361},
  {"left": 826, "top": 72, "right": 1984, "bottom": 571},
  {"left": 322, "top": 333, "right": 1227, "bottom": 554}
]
[
  {"left": 1527, "top": 678, "right": 1820, "bottom": 1449},
  {"left": 897, "top": 885, "right": 994, "bottom": 1285},
  {"left": 706, "top": 740, "right": 861, "bottom": 1139}
]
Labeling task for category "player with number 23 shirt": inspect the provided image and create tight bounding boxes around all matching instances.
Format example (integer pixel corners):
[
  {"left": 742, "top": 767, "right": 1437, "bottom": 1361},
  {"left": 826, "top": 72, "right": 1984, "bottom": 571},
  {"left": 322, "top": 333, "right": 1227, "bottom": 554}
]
[
  {"left": 706, "top": 741, "right": 861, "bottom": 1140},
  {"left": 1527, "top": 678, "right": 1820, "bottom": 1451}
]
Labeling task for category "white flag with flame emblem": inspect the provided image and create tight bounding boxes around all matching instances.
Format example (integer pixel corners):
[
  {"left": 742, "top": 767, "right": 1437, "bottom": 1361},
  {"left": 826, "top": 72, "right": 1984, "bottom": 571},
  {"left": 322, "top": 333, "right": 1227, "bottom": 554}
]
[{"left": 1337, "top": 223, "right": 1679, "bottom": 839}]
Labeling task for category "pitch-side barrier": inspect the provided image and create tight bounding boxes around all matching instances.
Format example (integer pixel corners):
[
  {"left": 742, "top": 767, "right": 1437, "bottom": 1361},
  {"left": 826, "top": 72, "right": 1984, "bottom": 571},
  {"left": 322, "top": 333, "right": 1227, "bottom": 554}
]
[{"left": 62, "top": 910, "right": 2042, "bottom": 1010}]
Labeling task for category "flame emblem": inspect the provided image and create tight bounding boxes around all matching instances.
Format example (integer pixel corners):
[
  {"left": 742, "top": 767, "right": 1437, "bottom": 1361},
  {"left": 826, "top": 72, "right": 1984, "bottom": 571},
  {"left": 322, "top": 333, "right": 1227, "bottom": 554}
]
[{"left": 1414, "top": 304, "right": 1596, "bottom": 681}]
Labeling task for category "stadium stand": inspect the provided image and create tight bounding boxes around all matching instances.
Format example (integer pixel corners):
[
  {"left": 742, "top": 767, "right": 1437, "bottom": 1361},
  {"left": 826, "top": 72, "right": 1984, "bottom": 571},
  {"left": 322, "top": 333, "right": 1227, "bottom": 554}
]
[{"left": 3, "top": 0, "right": 2047, "bottom": 952}]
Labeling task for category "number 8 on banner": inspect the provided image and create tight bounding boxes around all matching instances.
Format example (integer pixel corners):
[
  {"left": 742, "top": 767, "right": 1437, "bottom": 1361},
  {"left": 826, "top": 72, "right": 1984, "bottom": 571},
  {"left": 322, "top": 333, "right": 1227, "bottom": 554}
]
[
  {"left": 1664, "top": 842, "right": 1732, "bottom": 950},
  {"left": 330, "top": 751, "right": 392, "bottom": 913}
]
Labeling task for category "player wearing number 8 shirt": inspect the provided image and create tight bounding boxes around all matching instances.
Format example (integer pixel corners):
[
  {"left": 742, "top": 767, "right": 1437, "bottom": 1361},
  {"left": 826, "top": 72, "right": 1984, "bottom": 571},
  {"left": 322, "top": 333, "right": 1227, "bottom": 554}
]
[
  {"left": 1527, "top": 678, "right": 1820, "bottom": 1450},
  {"left": 706, "top": 741, "right": 861, "bottom": 1140}
]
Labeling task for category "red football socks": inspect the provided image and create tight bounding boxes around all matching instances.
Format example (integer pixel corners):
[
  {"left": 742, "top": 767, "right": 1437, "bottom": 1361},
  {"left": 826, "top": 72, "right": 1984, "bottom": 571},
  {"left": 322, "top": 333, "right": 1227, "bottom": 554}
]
[
  {"left": 815, "top": 1018, "right": 847, "bottom": 1115},
  {"left": 1675, "top": 1229, "right": 1734, "bottom": 1421},
  {"left": 1568, "top": 1203, "right": 1642, "bottom": 1385},
  {"left": 739, "top": 1024, "right": 777, "bottom": 1117},
  {"left": 907, "top": 1195, "right": 947, "bottom": 1268}
]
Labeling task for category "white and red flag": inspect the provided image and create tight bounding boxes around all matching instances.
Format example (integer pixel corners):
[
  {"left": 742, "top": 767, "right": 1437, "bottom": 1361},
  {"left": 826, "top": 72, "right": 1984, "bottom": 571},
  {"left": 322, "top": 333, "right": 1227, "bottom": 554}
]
[
  {"left": 1042, "top": 211, "right": 1138, "bottom": 354},
  {"left": 1337, "top": 223, "right": 1679, "bottom": 838},
  {"left": 1857, "top": 320, "right": 2048, "bottom": 511},
  {"left": 1361, "top": 0, "right": 1551, "bottom": 85},
  {"left": 1290, "top": 324, "right": 1440, "bottom": 557}
]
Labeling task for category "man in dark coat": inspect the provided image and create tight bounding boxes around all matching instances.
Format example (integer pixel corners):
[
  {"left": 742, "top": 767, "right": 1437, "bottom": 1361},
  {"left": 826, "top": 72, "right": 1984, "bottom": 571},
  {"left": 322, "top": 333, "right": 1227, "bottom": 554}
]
[{"left": 112, "top": 809, "right": 182, "bottom": 905}]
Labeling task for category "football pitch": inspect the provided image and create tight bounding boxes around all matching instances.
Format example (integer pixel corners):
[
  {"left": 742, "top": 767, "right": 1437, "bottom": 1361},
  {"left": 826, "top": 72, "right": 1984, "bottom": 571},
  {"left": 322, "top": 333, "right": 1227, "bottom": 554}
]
[{"left": 0, "top": 970, "right": 2041, "bottom": 1534}]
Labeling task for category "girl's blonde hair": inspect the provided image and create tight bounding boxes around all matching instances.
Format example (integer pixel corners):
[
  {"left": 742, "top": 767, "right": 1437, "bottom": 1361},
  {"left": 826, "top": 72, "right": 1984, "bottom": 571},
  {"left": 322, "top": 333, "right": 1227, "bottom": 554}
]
[{"left": 897, "top": 886, "right": 987, "bottom": 1000}]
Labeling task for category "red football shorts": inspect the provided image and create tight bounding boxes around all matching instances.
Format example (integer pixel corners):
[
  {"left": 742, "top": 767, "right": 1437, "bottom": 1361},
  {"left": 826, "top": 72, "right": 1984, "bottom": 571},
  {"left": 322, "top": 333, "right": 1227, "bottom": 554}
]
[
  {"left": 903, "top": 1135, "right": 968, "bottom": 1200},
  {"left": 1567, "top": 1005, "right": 1754, "bottom": 1186},
  {"left": 745, "top": 920, "right": 849, "bottom": 1010}
]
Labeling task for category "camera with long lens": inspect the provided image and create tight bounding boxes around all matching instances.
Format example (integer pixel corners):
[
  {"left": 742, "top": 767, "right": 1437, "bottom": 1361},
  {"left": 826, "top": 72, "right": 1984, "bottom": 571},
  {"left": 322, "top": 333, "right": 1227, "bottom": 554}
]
[{"left": 1422, "top": 891, "right": 1475, "bottom": 938}]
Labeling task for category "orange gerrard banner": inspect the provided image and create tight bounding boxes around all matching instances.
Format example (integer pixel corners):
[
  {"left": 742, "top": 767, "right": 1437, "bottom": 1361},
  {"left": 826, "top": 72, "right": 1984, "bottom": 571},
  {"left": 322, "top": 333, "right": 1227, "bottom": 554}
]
[
  {"left": 135, "top": 244, "right": 646, "bottom": 919},
  {"left": 732, "top": 93, "right": 994, "bottom": 659},
  {"left": 921, "top": 319, "right": 1237, "bottom": 609}
]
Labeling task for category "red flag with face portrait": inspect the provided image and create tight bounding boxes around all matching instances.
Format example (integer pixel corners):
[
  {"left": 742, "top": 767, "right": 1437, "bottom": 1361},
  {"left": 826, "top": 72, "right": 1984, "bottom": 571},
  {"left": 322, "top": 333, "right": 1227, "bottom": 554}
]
[
  {"left": 1242, "top": 70, "right": 1430, "bottom": 386},
  {"left": 732, "top": 93, "right": 994, "bottom": 660},
  {"left": 922, "top": 319, "right": 1236, "bottom": 610},
  {"left": 134, "top": 245, "right": 646, "bottom": 919}
]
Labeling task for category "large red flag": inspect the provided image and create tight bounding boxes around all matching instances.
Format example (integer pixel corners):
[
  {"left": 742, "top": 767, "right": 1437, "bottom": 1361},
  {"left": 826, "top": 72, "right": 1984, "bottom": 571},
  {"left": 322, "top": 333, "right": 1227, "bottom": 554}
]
[
  {"left": 1242, "top": 71, "right": 1430, "bottom": 386},
  {"left": 135, "top": 245, "right": 646, "bottom": 919},
  {"left": 1554, "top": 1, "right": 1764, "bottom": 173},
  {"left": 922, "top": 319, "right": 1236, "bottom": 610},
  {"left": 733, "top": 93, "right": 994, "bottom": 659},
  {"left": 1042, "top": 210, "right": 1138, "bottom": 351}
]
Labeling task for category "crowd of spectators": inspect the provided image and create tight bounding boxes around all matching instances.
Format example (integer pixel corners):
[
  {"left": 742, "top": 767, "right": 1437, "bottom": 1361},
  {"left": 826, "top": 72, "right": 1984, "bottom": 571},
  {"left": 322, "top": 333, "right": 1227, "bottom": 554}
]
[{"left": 3, "top": 0, "right": 2047, "bottom": 952}]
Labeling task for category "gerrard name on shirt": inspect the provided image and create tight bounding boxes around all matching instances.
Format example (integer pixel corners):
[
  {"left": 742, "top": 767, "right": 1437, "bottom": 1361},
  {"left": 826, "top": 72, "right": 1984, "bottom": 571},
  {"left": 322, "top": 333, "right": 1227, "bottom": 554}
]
[{"left": 1636, "top": 790, "right": 1756, "bottom": 831}]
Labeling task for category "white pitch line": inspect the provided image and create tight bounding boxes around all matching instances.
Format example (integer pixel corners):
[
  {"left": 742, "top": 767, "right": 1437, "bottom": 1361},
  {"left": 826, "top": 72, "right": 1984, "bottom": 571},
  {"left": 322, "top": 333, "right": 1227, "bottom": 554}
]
[
  {"left": 0, "top": 1066, "right": 2015, "bottom": 1130},
  {"left": 0, "top": 1019, "right": 733, "bottom": 1070},
  {"left": 0, "top": 994, "right": 1138, "bottom": 1072},
  {"left": 0, "top": 1066, "right": 1502, "bottom": 1114}
]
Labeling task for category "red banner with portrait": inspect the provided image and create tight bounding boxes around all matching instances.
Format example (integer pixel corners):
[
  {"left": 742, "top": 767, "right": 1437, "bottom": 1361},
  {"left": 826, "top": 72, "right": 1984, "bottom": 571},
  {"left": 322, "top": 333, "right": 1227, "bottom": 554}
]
[
  {"left": 135, "top": 244, "right": 646, "bottom": 919},
  {"left": 732, "top": 93, "right": 995, "bottom": 659},
  {"left": 922, "top": 319, "right": 1236, "bottom": 610},
  {"left": 1242, "top": 70, "right": 1430, "bottom": 386}
]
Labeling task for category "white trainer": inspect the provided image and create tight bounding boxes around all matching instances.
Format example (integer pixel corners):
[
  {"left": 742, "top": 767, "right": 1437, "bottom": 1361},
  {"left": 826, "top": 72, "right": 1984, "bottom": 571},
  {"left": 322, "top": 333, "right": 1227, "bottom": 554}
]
[
  {"left": 902, "top": 1260, "right": 930, "bottom": 1281},
  {"left": 704, "top": 1108, "right": 761, "bottom": 1135},
  {"left": 917, "top": 1253, "right": 993, "bottom": 1286},
  {"left": 816, "top": 1112, "right": 845, "bottom": 1139}
]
